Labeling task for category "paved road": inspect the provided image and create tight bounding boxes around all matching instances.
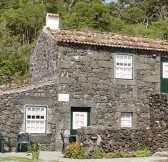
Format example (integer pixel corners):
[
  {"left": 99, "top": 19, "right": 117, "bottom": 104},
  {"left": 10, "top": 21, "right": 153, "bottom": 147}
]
[{"left": 0, "top": 151, "right": 168, "bottom": 162}]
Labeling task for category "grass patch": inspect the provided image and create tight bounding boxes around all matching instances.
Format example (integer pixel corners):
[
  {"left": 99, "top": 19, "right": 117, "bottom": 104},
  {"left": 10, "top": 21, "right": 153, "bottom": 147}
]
[
  {"left": 0, "top": 156, "right": 35, "bottom": 162},
  {"left": 0, "top": 156, "right": 59, "bottom": 162}
]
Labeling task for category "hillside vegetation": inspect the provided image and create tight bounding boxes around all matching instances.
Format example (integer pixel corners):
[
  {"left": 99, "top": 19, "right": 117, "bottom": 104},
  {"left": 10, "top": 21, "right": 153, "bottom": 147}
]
[{"left": 0, "top": 0, "right": 168, "bottom": 83}]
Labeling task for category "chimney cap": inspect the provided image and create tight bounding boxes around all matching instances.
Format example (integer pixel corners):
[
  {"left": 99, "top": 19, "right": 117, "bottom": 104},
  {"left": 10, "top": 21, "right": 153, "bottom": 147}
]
[{"left": 47, "top": 13, "right": 59, "bottom": 17}]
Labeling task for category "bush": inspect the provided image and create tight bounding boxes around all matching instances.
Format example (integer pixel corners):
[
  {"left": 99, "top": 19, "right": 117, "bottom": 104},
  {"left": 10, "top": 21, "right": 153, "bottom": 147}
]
[
  {"left": 64, "top": 143, "right": 152, "bottom": 159},
  {"left": 105, "top": 145, "right": 152, "bottom": 158},
  {"left": 105, "top": 151, "right": 133, "bottom": 158},
  {"left": 64, "top": 142, "right": 86, "bottom": 159},
  {"left": 89, "top": 147, "right": 105, "bottom": 159},
  {"left": 27, "top": 143, "right": 40, "bottom": 160},
  {"left": 133, "top": 149, "right": 152, "bottom": 157},
  {"left": 133, "top": 144, "right": 152, "bottom": 157}
]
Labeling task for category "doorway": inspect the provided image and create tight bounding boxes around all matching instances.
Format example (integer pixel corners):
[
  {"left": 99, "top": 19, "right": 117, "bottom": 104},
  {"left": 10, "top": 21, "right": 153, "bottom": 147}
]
[{"left": 70, "top": 107, "right": 90, "bottom": 137}]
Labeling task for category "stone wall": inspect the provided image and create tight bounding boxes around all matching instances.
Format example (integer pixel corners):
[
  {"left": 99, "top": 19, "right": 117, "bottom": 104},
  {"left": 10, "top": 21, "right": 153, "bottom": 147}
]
[
  {"left": 59, "top": 44, "right": 162, "bottom": 129},
  {"left": 0, "top": 81, "right": 66, "bottom": 151},
  {"left": 149, "top": 94, "right": 168, "bottom": 128},
  {"left": 77, "top": 126, "right": 168, "bottom": 153},
  {"left": 2, "top": 27, "right": 167, "bottom": 151},
  {"left": 30, "top": 28, "right": 59, "bottom": 84},
  {"left": 29, "top": 28, "right": 167, "bottom": 130},
  {"left": 77, "top": 94, "right": 168, "bottom": 153}
]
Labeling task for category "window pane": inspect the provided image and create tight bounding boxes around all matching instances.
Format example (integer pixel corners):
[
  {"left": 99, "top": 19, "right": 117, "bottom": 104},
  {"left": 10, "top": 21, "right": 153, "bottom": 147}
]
[
  {"left": 36, "top": 115, "right": 40, "bottom": 119},
  {"left": 27, "top": 115, "right": 31, "bottom": 119}
]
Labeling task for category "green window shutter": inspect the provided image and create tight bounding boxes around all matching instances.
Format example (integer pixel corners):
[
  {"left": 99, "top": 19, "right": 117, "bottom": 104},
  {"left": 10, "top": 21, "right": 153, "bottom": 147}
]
[{"left": 161, "top": 57, "right": 168, "bottom": 93}]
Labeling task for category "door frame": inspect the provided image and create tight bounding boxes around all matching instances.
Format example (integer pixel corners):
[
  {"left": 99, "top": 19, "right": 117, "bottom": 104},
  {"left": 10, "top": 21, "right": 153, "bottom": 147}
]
[
  {"left": 70, "top": 107, "right": 90, "bottom": 135},
  {"left": 160, "top": 57, "right": 168, "bottom": 93}
]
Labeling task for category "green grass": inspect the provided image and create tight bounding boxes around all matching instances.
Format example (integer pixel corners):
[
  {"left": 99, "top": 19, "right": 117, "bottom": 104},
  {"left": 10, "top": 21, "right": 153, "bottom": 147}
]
[
  {"left": 0, "top": 156, "right": 59, "bottom": 162},
  {"left": 0, "top": 156, "right": 35, "bottom": 162}
]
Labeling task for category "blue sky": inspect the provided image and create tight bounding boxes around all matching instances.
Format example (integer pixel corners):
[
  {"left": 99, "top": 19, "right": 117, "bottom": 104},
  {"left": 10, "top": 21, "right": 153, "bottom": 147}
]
[{"left": 105, "top": 0, "right": 117, "bottom": 3}]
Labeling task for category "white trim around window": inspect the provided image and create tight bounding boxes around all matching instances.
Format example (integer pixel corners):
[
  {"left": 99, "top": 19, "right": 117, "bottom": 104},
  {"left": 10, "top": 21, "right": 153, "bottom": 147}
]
[
  {"left": 120, "top": 112, "right": 132, "bottom": 127},
  {"left": 115, "top": 54, "right": 133, "bottom": 79},
  {"left": 25, "top": 105, "right": 47, "bottom": 133}
]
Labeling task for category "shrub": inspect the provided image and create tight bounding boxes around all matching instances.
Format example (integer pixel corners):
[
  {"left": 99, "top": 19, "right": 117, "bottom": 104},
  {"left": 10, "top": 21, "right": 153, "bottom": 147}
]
[
  {"left": 27, "top": 143, "right": 40, "bottom": 160},
  {"left": 105, "top": 151, "right": 133, "bottom": 158},
  {"left": 89, "top": 147, "right": 105, "bottom": 159},
  {"left": 133, "top": 144, "right": 152, "bottom": 157},
  {"left": 65, "top": 142, "right": 80, "bottom": 152},
  {"left": 64, "top": 142, "right": 86, "bottom": 159},
  {"left": 133, "top": 149, "right": 152, "bottom": 157},
  {"left": 105, "top": 145, "right": 152, "bottom": 158}
]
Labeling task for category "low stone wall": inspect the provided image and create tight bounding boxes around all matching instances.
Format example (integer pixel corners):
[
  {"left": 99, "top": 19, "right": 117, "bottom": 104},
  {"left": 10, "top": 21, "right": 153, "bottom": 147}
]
[
  {"left": 149, "top": 94, "right": 168, "bottom": 128},
  {"left": 77, "top": 126, "right": 168, "bottom": 153}
]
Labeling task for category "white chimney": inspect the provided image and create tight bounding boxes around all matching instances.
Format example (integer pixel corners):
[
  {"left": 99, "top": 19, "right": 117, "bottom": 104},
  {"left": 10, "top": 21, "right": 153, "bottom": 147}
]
[{"left": 46, "top": 13, "right": 59, "bottom": 30}]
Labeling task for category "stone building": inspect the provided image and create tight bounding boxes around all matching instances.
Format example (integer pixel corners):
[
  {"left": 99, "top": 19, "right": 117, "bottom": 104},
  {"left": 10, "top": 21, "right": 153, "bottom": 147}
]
[{"left": 1, "top": 13, "right": 168, "bottom": 151}]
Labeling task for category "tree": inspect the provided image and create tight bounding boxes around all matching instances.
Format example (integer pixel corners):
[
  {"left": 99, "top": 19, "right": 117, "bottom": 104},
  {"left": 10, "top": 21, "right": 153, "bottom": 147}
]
[{"left": 123, "top": 7, "right": 145, "bottom": 24}]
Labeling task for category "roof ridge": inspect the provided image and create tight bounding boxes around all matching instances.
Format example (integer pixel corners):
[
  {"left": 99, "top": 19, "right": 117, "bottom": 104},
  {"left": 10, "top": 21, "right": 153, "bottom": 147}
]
[
  {"left": 57, "top": 28, "right": 165, "bottom": 41},
  {"left": 46, "top": 27, "right": 168, "bottom": 52}
]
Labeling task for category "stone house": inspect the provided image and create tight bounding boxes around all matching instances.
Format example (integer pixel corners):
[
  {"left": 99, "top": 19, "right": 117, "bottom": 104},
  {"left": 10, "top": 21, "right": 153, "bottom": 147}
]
[{"left": 1, "top": 13, "right": 168, "bottom": 151}]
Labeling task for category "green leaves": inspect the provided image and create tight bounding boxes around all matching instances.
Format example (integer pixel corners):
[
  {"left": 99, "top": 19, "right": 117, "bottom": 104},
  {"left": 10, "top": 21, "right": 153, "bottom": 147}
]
[{"left": 27, "top": 143, "right": 41, "bottom": 160}]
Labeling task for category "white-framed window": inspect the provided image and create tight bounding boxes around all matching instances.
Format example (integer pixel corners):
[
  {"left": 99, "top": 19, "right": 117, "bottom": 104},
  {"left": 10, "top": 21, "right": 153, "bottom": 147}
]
[
  {"left": 25, "top": 105, "right": 47, "bottom": 133},
  {"left": 120, "top": 112, "right": 132, "bottom": 127},
  {"left": 73, "top": 112, "right": 87, "bottom": 129},
  {"left": 115, "top": 55, "right": 133, "bottom": 79}
]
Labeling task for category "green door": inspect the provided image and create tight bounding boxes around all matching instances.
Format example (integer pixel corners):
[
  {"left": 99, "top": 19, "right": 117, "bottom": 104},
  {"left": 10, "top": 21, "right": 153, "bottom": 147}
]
[
  {"left": 70, "top": 107, "right": 90, "bottom": 135},
  {"left": 161, "top": 57, "right": 168, "bottom": 93}
]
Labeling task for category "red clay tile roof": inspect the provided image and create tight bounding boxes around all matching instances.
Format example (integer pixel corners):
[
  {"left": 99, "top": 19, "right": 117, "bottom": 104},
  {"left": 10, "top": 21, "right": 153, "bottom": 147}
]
[{"left": 48, "top": 28, "right": 168, "bottom": 52}]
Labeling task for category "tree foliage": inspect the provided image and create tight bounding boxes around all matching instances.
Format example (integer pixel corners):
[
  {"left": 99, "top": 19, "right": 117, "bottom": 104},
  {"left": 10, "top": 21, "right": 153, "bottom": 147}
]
[{"left": 0, "top": 0, "right": 168, "bottom": 81}]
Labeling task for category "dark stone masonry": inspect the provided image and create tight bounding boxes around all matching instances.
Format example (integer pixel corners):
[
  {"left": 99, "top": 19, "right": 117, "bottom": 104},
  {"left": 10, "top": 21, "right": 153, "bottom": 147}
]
[
  {"left": 77, "top": 94, "right": 168, "bottom": 153},
  {"left": 1, "top": 26, "right": 168, "bottom": 152},
  {"left": 0, "top": 82, "right": 58, "bottom": 151},
  {"left": 77, "top": 127, "right": 168, "bottom": 153}
]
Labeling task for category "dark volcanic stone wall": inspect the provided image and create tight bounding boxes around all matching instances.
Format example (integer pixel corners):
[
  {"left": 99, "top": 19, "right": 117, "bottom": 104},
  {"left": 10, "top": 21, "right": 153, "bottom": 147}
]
[
  {"left": 6, "top": 27, "right": 166, "bottom": 151},
  {"left": 30, "top": 29, "right": 59, "bottom": 84},
  {"left": 0, "top": 82, "right": 64, "bottom": 151},
  {"left": 29, "top": 28, "right": 166, "bottom": 130},
  {"left": 62, "top": 44, "right": 164, "bottom": 128},
  {"left": 77, "top": 127, "right": 168, "bottom": 153},
  {"left": 149, "top": 94, "right": 168, "bottom": 128}
]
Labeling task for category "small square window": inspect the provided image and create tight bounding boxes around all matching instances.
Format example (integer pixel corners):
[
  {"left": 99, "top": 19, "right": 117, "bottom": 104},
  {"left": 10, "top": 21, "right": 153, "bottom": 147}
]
[{"left": 120, "top": 112, "right": 132, "bottom": 127}]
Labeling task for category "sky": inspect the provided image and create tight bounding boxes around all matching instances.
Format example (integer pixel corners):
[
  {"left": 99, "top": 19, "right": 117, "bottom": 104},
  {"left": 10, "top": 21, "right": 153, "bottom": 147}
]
[{"left": 105, "top": 0, "right": 117, "bottom": 3}]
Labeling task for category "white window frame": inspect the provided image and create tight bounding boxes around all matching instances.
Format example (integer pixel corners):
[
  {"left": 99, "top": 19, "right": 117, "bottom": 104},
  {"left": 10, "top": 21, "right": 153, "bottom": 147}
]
[
  {"left": 120, "top": 112, "right": 132, "bottom": 127},
  {"left": 115, "top": 54, "right": 133, "bottom": 79},
  {"left": 73, "top": 112, "right": 87, "bottom": 129},
  {"left": 25, "top": 105, "right": 47, "bottom": 133}
]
